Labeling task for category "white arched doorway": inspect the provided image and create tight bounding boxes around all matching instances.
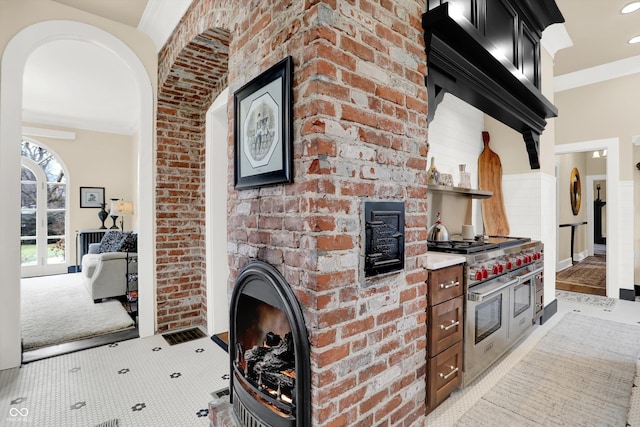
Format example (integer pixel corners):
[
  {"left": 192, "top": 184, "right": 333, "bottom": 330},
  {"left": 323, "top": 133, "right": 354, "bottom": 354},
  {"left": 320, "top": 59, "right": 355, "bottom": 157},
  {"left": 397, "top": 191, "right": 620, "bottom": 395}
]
[{"left": 0, "top": 20, "right": 155, "bottom": 370}]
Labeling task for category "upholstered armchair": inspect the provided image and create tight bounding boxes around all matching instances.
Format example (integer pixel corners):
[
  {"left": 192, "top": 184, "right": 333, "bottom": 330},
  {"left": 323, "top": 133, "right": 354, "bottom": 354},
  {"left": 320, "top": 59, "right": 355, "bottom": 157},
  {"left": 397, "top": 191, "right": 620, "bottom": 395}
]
[{"left": 81, "top": 231, "right": 137, "bottom": 303}]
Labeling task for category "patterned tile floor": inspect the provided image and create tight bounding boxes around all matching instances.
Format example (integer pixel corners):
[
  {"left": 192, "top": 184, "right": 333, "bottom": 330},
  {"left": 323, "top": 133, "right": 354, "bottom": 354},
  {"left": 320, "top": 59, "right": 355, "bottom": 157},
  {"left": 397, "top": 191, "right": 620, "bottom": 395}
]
[
  {"left": 0, "top": 333, "right": 229, "bottom": 426},
  {"left": 1, "top": 294, "right": 638, "bottom": 427}
]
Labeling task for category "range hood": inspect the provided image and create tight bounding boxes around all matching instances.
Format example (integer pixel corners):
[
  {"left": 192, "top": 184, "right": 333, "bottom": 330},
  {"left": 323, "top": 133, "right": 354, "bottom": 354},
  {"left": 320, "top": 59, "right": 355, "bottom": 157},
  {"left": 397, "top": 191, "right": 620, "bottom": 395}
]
[{"left": 423, "top": 0, "right": 564, "bottom": 169}]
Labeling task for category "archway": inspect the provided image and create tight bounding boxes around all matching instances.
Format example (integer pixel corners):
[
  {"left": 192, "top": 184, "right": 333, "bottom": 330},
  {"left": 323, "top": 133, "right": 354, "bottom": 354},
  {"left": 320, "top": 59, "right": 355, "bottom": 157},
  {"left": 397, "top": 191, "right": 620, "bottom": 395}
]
[
  {"left": 155, "top": 27, "right": 230, "bottom": 334},
  {"left": 0, "top": 20, "right": 154, "bottom": 370}
]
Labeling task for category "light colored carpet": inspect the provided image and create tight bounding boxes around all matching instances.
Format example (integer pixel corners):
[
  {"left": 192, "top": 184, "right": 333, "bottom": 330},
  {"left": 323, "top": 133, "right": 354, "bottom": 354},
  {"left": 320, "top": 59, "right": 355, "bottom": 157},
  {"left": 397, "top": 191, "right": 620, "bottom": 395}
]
[
  {"left": 456, "top": 313, "right": 640, "bottom": 426},
  {"left": 21, "top": 273, "right": 135, "bottom": 350}
]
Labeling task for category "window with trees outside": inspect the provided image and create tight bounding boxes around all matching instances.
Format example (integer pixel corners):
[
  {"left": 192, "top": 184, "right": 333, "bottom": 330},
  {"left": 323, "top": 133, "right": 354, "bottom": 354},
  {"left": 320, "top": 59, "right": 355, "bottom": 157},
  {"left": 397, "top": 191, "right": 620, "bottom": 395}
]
[{"left": 21, "top": 139, "right": 67, "bottom": 276}]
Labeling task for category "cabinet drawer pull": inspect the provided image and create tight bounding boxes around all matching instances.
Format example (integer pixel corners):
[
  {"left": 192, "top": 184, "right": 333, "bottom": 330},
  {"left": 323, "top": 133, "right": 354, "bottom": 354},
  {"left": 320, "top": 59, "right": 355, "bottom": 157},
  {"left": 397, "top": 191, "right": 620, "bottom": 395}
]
[
  {"left": 439, "top": 280, "right": 459, "bottom": 289},
  {"left": 439, "top": 366, "right": 458, "bottom": 381},
  {"left": 440, "top": 320, "right": 459, "bottom": 331}
]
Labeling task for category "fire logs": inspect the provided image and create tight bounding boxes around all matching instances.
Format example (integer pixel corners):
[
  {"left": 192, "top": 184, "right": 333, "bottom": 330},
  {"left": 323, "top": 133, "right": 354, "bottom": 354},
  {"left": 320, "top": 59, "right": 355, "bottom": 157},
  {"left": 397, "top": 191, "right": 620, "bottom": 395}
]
[{"left": 244, "top": 332, "right": 296, "bottom": 399}]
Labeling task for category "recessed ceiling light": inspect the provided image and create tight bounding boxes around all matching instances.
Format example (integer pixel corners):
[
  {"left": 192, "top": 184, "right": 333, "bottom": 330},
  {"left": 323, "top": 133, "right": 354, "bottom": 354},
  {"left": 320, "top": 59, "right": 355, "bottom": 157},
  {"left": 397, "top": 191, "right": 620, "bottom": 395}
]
[
  {"left": 629, "top": 35, "right": 640, "bottom": 44},
  {"left": 622, "top": 2, "right": 640, "bottom": 14}
]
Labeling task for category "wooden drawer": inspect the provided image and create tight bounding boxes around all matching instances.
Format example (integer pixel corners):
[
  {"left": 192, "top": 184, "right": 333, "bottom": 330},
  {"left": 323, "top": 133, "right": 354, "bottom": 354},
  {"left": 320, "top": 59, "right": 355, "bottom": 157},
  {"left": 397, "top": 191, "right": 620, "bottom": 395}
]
[
  {"left": 427, "top": 341, "right": 463, "bottom": 411},
  {"left": 427, "top": 264, "right": 463, "bottom": 306},
  {"left": 428, "top": 295, "right": 463, "bottom": 357}
]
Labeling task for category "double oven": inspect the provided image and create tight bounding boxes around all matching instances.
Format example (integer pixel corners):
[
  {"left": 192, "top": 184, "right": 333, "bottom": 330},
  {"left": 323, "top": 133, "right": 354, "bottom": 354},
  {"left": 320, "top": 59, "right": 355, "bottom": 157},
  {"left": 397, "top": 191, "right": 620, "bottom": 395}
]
[{"left": 428, "top": 238, "right": 543, "bottom": 386}]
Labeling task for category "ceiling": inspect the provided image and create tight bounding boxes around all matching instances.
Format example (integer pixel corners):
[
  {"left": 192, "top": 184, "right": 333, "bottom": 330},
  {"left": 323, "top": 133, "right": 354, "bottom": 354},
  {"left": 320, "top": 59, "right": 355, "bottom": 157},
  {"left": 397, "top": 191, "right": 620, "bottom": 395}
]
[
  {"left": 20, "top": 1, "right": 640, "bottom": 135},
  {"left": 22, "top": 0, "right": 190, "bottom": 136},
  {"left": 554, "top": 0, "right": 640, "bottom": 76}
]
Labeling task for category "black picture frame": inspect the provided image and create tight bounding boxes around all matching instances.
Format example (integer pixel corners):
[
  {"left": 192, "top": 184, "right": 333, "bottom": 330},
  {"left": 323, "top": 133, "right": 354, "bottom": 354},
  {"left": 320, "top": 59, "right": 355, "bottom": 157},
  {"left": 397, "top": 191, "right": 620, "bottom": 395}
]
[
  {"left": 80, "top": 186, "right": 105, "bottom": 208},
  {"left": 234, "top": 56, "right": 293, "bottom": 190}
]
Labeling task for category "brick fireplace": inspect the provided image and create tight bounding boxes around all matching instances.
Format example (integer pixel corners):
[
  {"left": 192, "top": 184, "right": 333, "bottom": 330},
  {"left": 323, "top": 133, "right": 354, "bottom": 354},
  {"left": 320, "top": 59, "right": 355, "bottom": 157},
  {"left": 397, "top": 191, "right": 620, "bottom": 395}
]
[{"left": 159, "top": 1, "right": 430, "bottom": 425}]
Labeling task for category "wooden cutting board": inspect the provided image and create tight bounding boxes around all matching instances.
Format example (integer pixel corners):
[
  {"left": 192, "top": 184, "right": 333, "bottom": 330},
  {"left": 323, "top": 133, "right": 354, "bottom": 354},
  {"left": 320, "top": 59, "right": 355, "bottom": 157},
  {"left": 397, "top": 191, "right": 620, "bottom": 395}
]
[{"left": 478, "top": 131, "right": 510, "bottom": 236}]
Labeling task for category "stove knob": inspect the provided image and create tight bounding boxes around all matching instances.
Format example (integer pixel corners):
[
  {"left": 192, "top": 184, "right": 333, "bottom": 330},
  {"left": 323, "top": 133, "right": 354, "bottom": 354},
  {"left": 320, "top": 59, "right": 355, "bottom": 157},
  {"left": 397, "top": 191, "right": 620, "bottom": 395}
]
[
  {"left": 492, "top": 265, "right": 500, "bottom": 275},
  {"left": 506, "top": 260, "right": 513, "bottom": 270},
  {"left": 516, "top": 257, "right": 523, "bottom": 267},
  {"left": 475, "top": 270, "right": 483, "bottom": 281},
  {"left": 482, "top": 268, "right": 489, "bottom": 280},
  {"left": 498, "top": 263, "right": 504, "bottom": 273}
]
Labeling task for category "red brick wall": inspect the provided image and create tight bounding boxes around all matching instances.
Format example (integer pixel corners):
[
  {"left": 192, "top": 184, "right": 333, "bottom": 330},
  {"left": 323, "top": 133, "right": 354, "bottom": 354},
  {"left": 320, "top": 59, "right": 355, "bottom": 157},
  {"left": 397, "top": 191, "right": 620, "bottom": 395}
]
[
  {"left": 158, "top": 0, "right": 429, "bottom": 425},
  {"left": 157, "top": 24, "right": 231, "bottom": 331}
]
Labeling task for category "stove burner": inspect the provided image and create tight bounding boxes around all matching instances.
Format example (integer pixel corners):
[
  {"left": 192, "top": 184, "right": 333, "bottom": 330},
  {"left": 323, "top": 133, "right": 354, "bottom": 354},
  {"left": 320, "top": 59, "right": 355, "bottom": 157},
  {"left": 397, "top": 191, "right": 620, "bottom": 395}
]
[
  {"left": 428, "top": 240, "right": 499, "bottom": 254},
  {"left": 427, "top": 236, "right": 531, "bottom": 254}
]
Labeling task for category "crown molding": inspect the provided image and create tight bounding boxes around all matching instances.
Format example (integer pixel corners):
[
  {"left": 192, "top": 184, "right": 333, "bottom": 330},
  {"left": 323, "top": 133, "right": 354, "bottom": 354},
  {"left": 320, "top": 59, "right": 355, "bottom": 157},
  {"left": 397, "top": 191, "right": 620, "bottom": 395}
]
[
  {"left": 22, "top": 126, "right": 76, "bottom": 140},
  {"left": 541, "top": 23, "right": 573, "bottom": 58},
  {"left": 138, "top": 0, "right": 194, "bottom": 52},
  {"left": 554, "top": 54, "right": 640, "bottom": 92},
  {"left": 22, "top": 110, "right": 136, "bottom": 136}
]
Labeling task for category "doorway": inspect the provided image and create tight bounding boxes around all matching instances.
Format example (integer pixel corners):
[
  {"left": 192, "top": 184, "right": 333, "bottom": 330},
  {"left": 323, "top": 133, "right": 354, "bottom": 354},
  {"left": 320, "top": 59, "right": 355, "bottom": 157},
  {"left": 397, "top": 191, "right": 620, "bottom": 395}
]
[
  {"left": 554, "top": 138, "right": 633, "bottom": 299},
  {"left": 20, "top": 140, "right": 68, "bottom": 278}
]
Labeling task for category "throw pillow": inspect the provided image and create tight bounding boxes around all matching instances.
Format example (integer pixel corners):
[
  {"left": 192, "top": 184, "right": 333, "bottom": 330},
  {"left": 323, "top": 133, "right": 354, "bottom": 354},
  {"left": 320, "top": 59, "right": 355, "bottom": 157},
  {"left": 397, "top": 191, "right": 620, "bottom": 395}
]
[
  {"left": 118, "top": 232, "right": 138, "bottom": 253},
  {"left": 98, "top": 231, "right": 124, "bottom": 253}
]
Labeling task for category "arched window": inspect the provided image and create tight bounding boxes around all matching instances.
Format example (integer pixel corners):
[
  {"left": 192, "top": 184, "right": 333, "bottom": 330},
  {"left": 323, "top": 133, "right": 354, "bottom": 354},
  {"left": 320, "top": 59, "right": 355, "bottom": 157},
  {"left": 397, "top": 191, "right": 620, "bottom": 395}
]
[{"left": 21, "top": 139, "right": 67, "bottom": 277}]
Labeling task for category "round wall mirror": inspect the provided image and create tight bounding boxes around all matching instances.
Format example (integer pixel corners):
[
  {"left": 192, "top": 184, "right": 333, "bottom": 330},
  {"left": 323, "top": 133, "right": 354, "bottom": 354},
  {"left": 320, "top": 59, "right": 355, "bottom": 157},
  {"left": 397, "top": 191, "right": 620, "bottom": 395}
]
[{"left": 570, "top": 167, "right": 581, "bottom": 215}]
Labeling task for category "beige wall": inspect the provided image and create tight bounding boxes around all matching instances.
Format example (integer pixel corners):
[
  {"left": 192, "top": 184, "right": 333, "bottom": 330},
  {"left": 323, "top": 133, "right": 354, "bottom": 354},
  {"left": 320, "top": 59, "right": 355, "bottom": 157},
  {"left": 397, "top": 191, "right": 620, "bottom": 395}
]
[
  {"left": 556, "top": 152, "right": 588, "bottom": 261},
  {"left": 22, "top": 124, "right": 138, "bottom": 266},
  {"left": 555, "top": 73, "right": 640, "bottom": 182}
]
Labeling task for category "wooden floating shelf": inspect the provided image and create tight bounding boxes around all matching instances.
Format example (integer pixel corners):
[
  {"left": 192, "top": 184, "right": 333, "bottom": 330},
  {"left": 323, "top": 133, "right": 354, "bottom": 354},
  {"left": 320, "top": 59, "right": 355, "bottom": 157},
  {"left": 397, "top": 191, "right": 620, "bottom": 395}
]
[{"left": 427, "top": 184, "right": 493, "bottom": 199}]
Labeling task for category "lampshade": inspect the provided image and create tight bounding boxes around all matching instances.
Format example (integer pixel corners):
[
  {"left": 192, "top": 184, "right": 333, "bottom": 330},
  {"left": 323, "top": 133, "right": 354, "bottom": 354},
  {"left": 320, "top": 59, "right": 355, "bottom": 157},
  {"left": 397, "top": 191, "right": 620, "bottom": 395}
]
[{"left": 110, "top": 200, "right": 134, "bottom": 216}]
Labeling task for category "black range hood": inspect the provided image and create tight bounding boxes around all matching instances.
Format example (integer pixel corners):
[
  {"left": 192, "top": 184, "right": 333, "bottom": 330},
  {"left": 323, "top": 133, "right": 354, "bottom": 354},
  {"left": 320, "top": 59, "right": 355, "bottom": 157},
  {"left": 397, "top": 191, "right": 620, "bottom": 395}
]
[{"left": 423, "top": 0, "right": 564, "bottom": 169}]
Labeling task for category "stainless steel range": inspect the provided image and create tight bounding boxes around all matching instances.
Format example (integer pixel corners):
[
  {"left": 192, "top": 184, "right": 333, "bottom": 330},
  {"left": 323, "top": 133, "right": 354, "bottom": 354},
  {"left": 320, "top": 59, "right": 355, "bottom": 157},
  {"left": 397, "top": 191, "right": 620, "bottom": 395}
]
[{"left": 428, "top": 237, "right": 544, "bottom": 386}]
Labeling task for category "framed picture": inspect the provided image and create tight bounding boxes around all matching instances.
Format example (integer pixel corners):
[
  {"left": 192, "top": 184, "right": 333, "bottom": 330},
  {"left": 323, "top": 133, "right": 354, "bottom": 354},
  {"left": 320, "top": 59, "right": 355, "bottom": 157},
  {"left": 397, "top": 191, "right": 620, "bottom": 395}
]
[
  {"left": 234, "top": 56, "right": 293, "bottom": 190},
  {"left": 80, "top": 187, "right": 105, "bottom": 208}
]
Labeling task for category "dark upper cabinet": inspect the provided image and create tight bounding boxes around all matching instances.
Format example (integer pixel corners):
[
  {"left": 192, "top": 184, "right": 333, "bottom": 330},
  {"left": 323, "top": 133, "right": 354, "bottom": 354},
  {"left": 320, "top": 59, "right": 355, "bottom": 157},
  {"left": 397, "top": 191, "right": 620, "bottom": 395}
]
[
  {"left": 423, "top": 0, "right": 564, "bottom": 169},
  {"left": 485, "top": 0, "right": 518, "bottom": 70},
  {"left": 521, "top": 22, "right": 538, "bottom": 84}
]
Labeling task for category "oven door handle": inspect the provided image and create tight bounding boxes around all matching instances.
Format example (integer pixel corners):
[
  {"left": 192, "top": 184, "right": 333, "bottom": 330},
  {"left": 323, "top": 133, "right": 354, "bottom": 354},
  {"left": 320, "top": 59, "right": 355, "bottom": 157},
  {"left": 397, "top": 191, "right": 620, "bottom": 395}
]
[
  {"left": 468, "top": 277, "right": 518, "bottom": 302},
  {"left": 516, "top": 266, "right": 544, "bottom": 283}
]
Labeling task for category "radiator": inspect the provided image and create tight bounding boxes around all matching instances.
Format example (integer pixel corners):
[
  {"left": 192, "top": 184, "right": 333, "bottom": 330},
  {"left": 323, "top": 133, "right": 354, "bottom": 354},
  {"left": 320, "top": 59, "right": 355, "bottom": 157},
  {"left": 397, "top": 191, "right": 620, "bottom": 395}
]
[{"left": 78, "top": 229, "right": 107, "bottom": 258}]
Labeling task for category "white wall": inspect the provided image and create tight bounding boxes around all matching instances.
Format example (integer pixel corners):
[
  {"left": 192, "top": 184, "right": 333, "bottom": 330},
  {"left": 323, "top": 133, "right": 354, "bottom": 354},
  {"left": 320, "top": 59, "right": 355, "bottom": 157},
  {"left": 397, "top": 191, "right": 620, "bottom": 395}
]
[{"left": 427, "top": 93, "right": 484, "bottom": 233}]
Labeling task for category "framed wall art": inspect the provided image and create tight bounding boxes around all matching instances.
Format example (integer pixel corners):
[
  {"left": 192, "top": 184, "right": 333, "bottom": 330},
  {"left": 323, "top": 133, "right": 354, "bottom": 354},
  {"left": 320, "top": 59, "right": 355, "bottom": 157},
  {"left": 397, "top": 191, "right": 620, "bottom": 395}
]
[
  {"left": 80, "top": 186, "right": 105, "bottom": 208},
  {"left": 234, "top": 56, "right": 293, "bottom": 190}
]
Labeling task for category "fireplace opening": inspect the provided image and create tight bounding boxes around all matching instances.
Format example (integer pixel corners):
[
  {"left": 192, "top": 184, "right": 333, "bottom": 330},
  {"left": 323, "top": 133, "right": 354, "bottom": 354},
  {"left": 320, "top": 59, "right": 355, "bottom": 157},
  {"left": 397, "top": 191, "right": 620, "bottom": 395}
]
[{"left": 230, "top": 261, "right": 311, "bottom": 427}]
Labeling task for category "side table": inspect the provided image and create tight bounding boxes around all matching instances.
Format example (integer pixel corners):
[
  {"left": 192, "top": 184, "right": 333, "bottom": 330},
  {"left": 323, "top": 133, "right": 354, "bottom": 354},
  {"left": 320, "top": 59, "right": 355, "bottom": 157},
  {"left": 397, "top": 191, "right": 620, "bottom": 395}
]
[{"left": 126, "top": 252, "right": 138, "bottom": 314}]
